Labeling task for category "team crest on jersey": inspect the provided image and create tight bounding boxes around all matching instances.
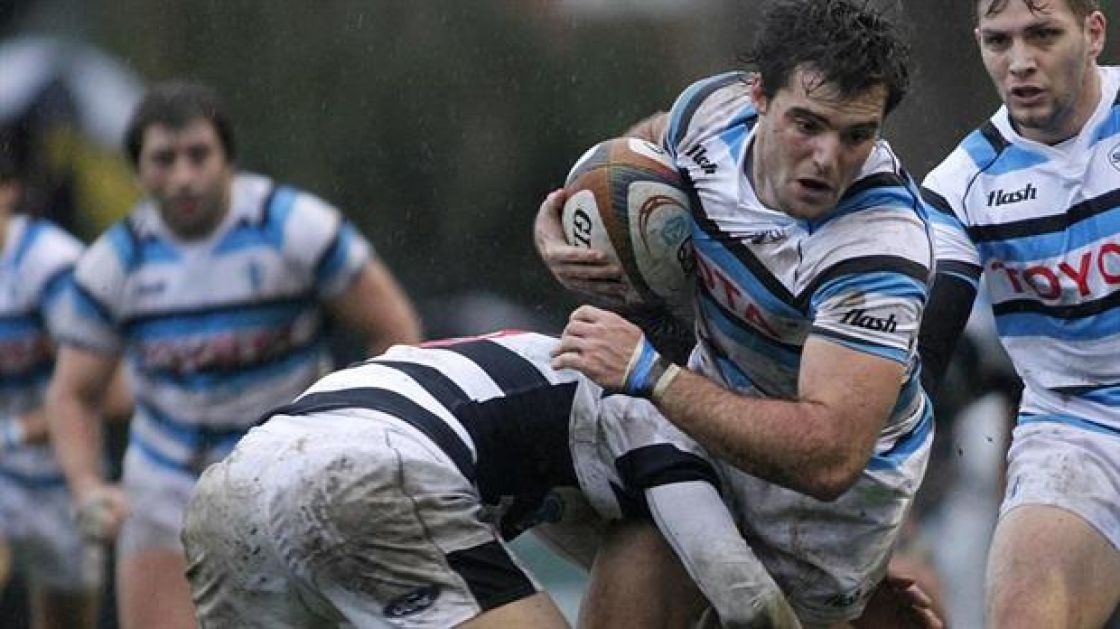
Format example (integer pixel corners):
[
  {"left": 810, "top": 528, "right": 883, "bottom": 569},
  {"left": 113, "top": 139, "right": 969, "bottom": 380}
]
[
  {"left": 1110, "top": 142, "right": 1120, "bottom": 172},
  {"left": 383, "top": 584, "right": 441, "bottom": 618}
]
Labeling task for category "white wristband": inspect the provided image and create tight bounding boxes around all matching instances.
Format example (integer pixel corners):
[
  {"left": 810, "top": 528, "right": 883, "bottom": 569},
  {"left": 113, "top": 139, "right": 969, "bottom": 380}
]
[{"left": 1, "top": 419, "right": 25, "bottom": 451}]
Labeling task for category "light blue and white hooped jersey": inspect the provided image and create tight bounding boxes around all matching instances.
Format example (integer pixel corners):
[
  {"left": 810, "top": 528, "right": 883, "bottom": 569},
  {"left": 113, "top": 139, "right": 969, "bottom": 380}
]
[
  {"left": 923, "top": 66, "right": 1120, "bottom": 436},
  {"left": 662, "top": 72, "right": 934, "bottom": 459},
  {"left": 55, "top": 172, "right": 372, "bottom": 475},
  {"left": 0, "top": 216, "right": 83, "bottom": 486}
]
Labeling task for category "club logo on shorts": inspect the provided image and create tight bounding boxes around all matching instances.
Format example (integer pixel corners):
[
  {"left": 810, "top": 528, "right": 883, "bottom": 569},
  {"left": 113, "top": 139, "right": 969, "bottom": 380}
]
[
  {"left": 384, "top": 584, "right": 441, "bottom": 618},
  {"left": 1110, "top": 142, "right": 1120, "bottom": 172},
  {"left": 825, "top": 584, "right": 868, "bottom": 609}
]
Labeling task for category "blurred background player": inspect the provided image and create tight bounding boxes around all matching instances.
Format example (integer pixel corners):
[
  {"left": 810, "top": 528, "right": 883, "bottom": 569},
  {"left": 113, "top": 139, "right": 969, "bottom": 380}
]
[
  {"left": 0, "top": 146, "right": 113, "bottom": 628},
  {"left": 45, "top": 81, "right": 422, "bottom": 629},
  {"left": 919, "top": 0, "right": 1120, "bottom": 626},
  {"left": 536, "top": 1, "right": 938, "bottom": 626}
]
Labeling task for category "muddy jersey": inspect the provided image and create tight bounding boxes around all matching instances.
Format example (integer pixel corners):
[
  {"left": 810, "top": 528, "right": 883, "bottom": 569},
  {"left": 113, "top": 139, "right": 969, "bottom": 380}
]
[
  {"left": 263, "top": 331, "right": 716, "bottom": 521},
  {"left": 55, "top": 172, "right": 371, "bottom": 475},
  {"left": 662, "top": 72, "right": 934, "bottom": 456},
  {"left": 0, "top": 216, "right": 83, "bottom": 485},
  {"left": 923, "top": 66, "right": 1120, "bottom": 436}
]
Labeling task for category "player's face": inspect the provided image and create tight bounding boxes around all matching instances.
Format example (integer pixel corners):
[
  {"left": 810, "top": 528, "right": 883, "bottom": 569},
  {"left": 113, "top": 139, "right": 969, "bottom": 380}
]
[
  {"left": 975, "top": 0, "right": 1105, "bottom": 144},
  {"left": 137, "top": 118, "right": 233, "bottom": 240},
  {"left": 749, "top": 67, "right": 886, "bottom": 221}
]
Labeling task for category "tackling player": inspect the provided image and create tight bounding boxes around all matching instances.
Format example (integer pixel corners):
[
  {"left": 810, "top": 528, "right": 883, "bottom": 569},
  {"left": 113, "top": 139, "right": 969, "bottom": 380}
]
[
  {"left": 45, "top": 81, "right": 422, "bottom": 629},
  {"left": 535, "top": 0, "right": 937, "bottom": 625},
  {"left": 181, "top": 331, "right": 802, "bottom": 628},
  {"left": 919, "top": 1, "right": 1119, "bottom": 626}
]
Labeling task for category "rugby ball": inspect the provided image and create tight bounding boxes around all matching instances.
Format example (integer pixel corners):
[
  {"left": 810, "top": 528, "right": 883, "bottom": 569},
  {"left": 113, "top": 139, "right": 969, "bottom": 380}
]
[{"left": 561, "top": 137, "right": 694, "bottom": 321}]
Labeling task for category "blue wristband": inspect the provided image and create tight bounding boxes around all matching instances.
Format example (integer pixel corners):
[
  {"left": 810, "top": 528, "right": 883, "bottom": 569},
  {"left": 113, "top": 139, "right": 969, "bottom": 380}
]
[{"left": 622, "top": 336, "right": 679, "bottom": 399}]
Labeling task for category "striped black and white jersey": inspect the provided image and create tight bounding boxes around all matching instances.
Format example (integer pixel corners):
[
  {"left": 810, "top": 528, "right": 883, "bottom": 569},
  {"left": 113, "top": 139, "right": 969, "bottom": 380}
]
[
  {"left": 54, "top": 172, "right": 372, "bottom": 476},
  {"left": 262, "top": 331, "right": 718, "bottom": 523},
  {"left": 662, "top": 72, "right": 934, "bottom": 459},
  {"left": 923, "top": 66, "right": 1120, "bottom": 436},
  {"left": 0, "top": 216, "right": 83, "bottom": 485}
]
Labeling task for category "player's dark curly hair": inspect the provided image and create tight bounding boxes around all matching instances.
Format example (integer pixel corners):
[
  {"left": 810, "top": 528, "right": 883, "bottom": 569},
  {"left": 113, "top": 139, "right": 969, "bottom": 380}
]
[
  {"left": 745, "top": 0, "right": 911, "bottom": 115},
  {"left": 124, "top": 81, "right": 236, "bottom": 167},
  {"left": 980, "top": 0, "right": 1100, "bottom": 20}
]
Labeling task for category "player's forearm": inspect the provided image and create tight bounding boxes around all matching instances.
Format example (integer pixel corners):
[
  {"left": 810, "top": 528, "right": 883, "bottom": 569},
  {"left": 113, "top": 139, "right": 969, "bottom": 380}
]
[
  {"left": 45, "top": 388, "right": 107, "bottom": 499},
  {"left": 655, "top": 370, "right": 874, "bottom": 501}
]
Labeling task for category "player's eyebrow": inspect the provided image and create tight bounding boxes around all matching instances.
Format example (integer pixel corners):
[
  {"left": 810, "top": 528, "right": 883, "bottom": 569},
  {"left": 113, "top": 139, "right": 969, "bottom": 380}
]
[
  {"left": 787, "top": 106, "right": 880, "bottom": 132},
  {"left": 787, "top": 106, "right": 831, "bottom": 125}
]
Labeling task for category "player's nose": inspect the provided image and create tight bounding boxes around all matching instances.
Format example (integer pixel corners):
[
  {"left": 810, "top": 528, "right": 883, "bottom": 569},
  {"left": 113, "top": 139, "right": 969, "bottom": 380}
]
[{"left": 1007, "top": 39, "right": 1037, "bottom": 76}]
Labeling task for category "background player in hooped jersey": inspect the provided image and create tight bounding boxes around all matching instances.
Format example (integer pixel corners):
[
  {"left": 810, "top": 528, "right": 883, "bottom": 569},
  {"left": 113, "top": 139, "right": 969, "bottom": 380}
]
[
  {"left": 182, "top": 330, "right": 804, "bottom": 629},
  {"left": 0, "top": 149, "right": 132, "bottom": 628},
  {"left": 45, "top": 81, "right": 422, "bottom": 629},
  {"left": 919, "top": 1, "right": 1119, "bottom": 626},
  {"left": 535, "top": 0, "right": 937, "bottom": 625}
]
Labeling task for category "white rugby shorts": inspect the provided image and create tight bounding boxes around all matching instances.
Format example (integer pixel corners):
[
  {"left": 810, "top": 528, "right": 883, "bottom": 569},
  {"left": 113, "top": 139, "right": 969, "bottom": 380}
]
[
  {"left": 1001, "top": 419, "right": 1120, "bottom": 549},
  {"left": 182, "top": 411, "right": 541, "bottom": 628},
  {"left": 718, "top": 419, "right": 933, "bottom": 625}
]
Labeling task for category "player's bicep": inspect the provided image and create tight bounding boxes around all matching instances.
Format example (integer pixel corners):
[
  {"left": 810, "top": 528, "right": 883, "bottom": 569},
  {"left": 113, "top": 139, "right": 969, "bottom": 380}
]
[
  {"left": 51, "top": 345, "right": 121, "bottom": 409},
  {"left": 800, "top": 336, "right": 904, "bottom": 446}
]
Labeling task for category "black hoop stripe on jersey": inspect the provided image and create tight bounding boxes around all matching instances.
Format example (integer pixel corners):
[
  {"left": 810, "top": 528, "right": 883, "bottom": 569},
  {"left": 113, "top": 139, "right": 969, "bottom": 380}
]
[
  {"left": 841, "top": 173, "right": 908, "bottom": 203},
  {"left": 1049, "top": 381, "right": 1120, "bottom": 396},
  {"left": 692, "top": 208, "right": 798, "bottom": 306},
  {"left": 120, "top": 291, "right": 317, "bottom": 329},
  {"left": 992, "top": 286, "right": 1120, "bottom": 320},
  {"left": 935, "top": 259, "right": 983, "bottom": 283},
  {"left": 439, "top": 340, "right": 550, "bottom": 393},
  {"left": 979, "top": 121, "right": 1010, "bottom": 154},
  {"left": 375, "top": 359, "right": 472, "bottom": 411},
  {"left": 919, "top": 186, "right": 954, "bottom": 217},
  {"left": 795, "top": 255, "right": 931, "bottom": 310},
  {"left": 268, "top": 387, "right": 478, "bottom": 482},
  {"left": 614, "top": 444, "right": 721, "bottom": 491},
  {"left": 966, "top": 189, "right": 1120, "bottom": 243}
]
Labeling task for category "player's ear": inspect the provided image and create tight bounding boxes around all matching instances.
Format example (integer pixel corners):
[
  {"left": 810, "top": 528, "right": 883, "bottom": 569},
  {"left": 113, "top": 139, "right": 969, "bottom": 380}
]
[
  {"left": 1085, "top": 11, "right": 1106, "bottom": 59},
  {"left": 749, "top": 78, "right": 769, "bottom": 116}
]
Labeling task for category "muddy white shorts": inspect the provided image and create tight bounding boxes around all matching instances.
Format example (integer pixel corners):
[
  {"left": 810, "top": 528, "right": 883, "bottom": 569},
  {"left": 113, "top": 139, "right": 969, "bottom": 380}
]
[
  {"left": 0, "top": 475, "right": 102, "bottom": 591},
  {"left": 1001, "top": 418, "right": 1120, "bottom": 550},
  {"left": 182, "top": 410, "right": 541, "bottom": 628},
  {"left": 718, "top": 415, "right": 933, "bottom": 625}
]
